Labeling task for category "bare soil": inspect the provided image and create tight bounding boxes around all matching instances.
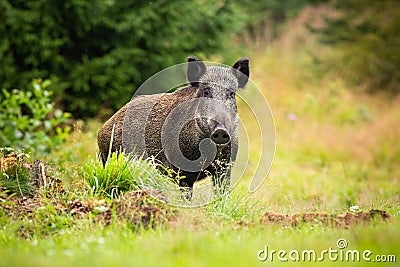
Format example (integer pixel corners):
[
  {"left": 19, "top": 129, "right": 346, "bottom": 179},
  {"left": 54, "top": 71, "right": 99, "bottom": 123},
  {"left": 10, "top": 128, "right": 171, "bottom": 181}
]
[{"left": 261, "top": 210, "right": 390, "bottom": 228}]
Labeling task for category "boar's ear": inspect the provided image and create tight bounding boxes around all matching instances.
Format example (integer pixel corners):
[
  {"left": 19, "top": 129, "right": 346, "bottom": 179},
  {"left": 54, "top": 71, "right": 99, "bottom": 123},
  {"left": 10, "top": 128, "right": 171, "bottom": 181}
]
[
  {"left": 187, "top": 56, "right": 206, "bottom": 86},
  {"left": 232, "top": 58, "right": 249, "bottom": 88}
]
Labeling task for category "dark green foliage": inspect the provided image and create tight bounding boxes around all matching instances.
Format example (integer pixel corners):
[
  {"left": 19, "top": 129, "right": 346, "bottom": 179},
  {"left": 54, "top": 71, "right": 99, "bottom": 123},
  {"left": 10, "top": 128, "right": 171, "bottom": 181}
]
[
  {"left": 0, "top": 0, "right": 244, "bottom": 117},
  {"left": 0, "top": 79, "right": 71, "bottom": 155},
  {"left": 239, "top": 0, "right": 327, "bottom": 41},
  {"left": 312, "top": 0, "right": 400, "bottom": 93},
  {"left": 0, "top": 0, "right": 331, "bottom": 118}
]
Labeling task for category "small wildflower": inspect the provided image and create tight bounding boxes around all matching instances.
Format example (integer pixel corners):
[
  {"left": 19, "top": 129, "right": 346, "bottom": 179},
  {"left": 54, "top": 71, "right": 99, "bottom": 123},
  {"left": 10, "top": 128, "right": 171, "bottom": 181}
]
[
  {"left": 287, "top": 113, "right": 297, "bottom": 121},
  {"left": 349, "top": 205, "right": 359, "bottom": 213}
]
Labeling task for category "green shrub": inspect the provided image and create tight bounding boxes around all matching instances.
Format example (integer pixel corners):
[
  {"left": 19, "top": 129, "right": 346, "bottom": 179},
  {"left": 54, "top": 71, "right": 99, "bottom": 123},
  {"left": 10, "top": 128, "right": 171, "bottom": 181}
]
[{"left": 0, "top": 79, "right": 71, "bottom": 155}]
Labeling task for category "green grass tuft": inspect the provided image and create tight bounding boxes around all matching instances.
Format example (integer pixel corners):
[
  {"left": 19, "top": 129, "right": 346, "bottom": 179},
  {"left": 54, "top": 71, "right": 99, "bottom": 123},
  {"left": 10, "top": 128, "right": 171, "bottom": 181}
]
[
  {"left": 82, "top": 152, "right": 136, "bottom": 199},
  {"left": 81, "top": 152, "right": 186, "bottom": 204}
]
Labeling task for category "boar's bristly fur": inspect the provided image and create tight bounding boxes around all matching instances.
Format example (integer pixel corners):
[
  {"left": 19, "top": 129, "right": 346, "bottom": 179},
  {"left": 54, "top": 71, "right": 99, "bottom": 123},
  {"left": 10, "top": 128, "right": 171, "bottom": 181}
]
[{"left": 97, "top": 56, "right": 250, "bottom": 199}]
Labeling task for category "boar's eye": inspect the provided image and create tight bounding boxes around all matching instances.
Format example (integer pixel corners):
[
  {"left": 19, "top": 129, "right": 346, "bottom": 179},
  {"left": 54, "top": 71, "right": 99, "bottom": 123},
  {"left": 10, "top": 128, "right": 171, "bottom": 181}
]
[
  {"left": 203, "top": 87, "right": 211, "bottom": 97},
  {"left": 229, "top": 91, "right": 235, "bottom": 98}
]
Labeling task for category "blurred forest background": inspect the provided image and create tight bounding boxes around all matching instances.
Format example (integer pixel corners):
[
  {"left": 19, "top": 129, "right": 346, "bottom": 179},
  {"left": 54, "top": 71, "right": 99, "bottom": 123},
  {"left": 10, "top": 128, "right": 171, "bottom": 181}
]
[{"left": 1, "top": 0, "right": 399, "bottom": 155}]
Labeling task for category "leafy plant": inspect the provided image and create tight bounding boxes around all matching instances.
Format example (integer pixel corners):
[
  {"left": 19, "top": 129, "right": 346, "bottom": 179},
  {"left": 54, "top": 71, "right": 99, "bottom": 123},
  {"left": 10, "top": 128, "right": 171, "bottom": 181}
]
[{"left": 0, "top": 79, "right": 71, "bottom": 155}]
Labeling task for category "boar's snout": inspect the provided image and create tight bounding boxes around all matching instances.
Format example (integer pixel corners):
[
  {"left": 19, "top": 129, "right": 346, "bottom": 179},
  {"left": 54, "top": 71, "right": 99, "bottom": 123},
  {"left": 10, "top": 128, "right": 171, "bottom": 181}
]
[{"left": 211, "top": 127, "right": 230, "bottom": 145}]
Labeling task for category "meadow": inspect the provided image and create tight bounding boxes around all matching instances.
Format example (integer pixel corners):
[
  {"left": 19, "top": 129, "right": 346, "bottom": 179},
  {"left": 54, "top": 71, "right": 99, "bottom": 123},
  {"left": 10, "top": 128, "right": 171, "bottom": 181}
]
[{"left": 1, "top": 7, "right": 399, "bottom": 267}]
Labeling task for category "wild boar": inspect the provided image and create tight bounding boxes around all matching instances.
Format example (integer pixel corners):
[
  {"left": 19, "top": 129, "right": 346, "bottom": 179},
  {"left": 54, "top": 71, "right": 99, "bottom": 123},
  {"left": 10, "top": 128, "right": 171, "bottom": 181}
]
[{"left": 98, "top": 56, "right": 249, "bottom": 198}]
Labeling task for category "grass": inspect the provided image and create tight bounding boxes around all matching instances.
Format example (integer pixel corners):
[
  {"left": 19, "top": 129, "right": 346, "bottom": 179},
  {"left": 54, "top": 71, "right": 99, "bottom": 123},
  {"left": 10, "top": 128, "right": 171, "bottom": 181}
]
[
  {"left": 1, "top": 5, "right": 400, "bottom": 266},
  {"left": 0, "top": 148, "right": 34, "bottom": 196}
]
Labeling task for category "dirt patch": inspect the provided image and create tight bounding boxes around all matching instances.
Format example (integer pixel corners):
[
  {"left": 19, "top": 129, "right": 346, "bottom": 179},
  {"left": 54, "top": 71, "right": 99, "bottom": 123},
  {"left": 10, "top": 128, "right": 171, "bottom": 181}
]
[
  {"left": 1, "top": 190, "right": 172, "bottom": 231},
  {"left": 68, "top": 191, "right": 172, "bottom": 229},
  {"left": 111, "top": 191, "right": 172, "bottom": 229},
  {"left": 261, "top": 210, "right": 390, "bottom": 228},
  {"left": 0, "top": 153, "right": 173, "bottom": 232}
]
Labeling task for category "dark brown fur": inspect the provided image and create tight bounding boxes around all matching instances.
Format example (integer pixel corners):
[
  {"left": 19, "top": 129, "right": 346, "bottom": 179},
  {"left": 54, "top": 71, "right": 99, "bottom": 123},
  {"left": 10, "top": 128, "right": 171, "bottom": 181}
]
[{"left": 97, "top": 86, "right": 232, "bottom": 189}]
